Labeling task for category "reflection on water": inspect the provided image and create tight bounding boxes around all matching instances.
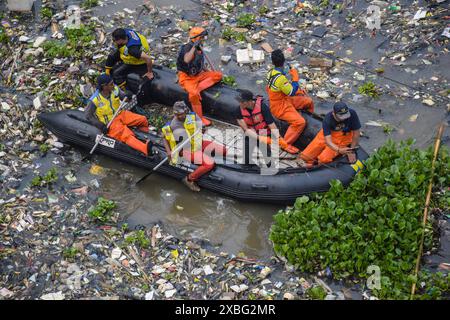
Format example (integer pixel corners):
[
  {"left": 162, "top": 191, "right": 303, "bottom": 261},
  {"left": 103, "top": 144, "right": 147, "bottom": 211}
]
[{"left": 82, "top": 156, "right": 281, "bottom": 259}]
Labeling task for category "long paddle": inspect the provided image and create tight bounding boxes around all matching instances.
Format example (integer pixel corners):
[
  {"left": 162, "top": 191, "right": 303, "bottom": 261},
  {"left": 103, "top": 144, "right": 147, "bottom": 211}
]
[{"left": 134, "top": 127, "right": 202, "bottom": 185}]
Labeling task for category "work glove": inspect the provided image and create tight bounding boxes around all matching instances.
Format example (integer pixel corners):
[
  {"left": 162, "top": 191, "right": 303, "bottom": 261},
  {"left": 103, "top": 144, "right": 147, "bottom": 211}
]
[
  {"left": 289, "top": 68, "right": 299, "bottom": 82},
  {"left": 105, "top": 67, "right": 112, "bottom": 76}
]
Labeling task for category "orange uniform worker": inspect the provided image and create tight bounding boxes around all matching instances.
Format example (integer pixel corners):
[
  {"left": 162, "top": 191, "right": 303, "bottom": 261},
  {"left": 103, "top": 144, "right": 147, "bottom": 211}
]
[
  {"left": 235, "top": 89, "right": 299, "bottom": 165},
  {"left": 266, "top": 49, "right": 314, "bottom": 145},
  {"left": 300, "top": 102, "right": 361, "bottom": 166},
  {"left": 85, "top": 74, "right": 153, "bottom": 156},
  {"left": 162, "top": 101, "right": 227, "bottom": 192},
  {"left": 176, "top": 27, "right": 222, "bottom": 127}
]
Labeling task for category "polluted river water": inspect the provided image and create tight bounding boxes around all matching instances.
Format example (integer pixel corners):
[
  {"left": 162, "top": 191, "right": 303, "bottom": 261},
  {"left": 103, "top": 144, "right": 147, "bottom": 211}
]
[
  {"left": 1, "top": 0, "right": 448, "bottom": 300},
  {"left": 19, "top": 0, "right": 447, "bottom": 262},
  {"left": 84, "top": 0, "right": 450, "bottom": 261}
]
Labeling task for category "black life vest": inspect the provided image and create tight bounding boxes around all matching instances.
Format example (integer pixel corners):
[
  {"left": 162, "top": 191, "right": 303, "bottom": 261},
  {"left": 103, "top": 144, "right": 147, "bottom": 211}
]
[
  {"left": 177, "top": 42, "right": 204, "bottom": 76},
  {"left": 240, "top": 97, "right": 269, "bottom": 134}
]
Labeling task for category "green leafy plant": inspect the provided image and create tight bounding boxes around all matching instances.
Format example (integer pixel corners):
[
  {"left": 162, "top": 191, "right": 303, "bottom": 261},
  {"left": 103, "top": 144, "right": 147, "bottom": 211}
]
[
  {"left": 39, "top": 143, "right": 50, "bottom": 153},
  {"left": 64, "top": 25, "right": 95, "bottom": 45},
  {"left": 81, "top": 0, "right": 99, "bottom": 9},
  {"left": 124, "top": 230, "right": 150, "bottom": 248},
  {"left": 383, "top": 124, "right": 394, "bottom": 135},
  {"left": 148, "top": 114, "right": 168, "bottom": 131},
  {"left": 259, "top": 6, "right": 269, "bottom": 15},
  {"left": 0, "top": 26, "right": 9, "bottom": 45},
  {"left": 43, "top": 40, "right": 75, "bottom": 58},
  {"left": 270, "top": 140, "right": 449, "bottom": 299},
  {"left": 43, "top": 168, "right": 58, "bottom": 183},
  {"left": 414, "top": 272, "right": 450, "bottom": 300},
  {"left": 88, "top": 197, "right": 116, "bottom": 223},
  {"left": 41, "top": 7, "right": 53, "bottom": 19},
  {"left": 307, "top": 286, "right": 327, "bottom": 300},
  {"left": 221, "top": 27, "right": 246, "bottom": 42},
  {"left": 320, "top": 0, "right": 330, "bottom": 8},
  {"left": 222, "top": 75, "right": 237, "bottom": 87},
  {"left": 236, "top": 13, "right": 256, "bottom": 28},
  {"left": 63, "top": 247, "right": 79, "bottom": 260},
  {"left": 31, "top": 168, "right": 58, "bottom": 187},
  {"left": 358, "top": 81, "right": 381, "bottom": 99}
]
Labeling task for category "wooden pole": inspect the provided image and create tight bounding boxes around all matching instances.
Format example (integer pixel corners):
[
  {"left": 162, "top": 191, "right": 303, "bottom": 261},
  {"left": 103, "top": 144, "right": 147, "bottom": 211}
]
[{"left": 410, "top": 122, "right": 446, "bottom": 299}]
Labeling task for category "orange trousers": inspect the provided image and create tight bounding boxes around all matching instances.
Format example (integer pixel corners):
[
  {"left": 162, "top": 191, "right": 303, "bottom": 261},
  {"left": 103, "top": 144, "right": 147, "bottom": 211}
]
[
  {"left": 182, "top": 140, "right": 227, "bottom": 182},
  {"left": 108, "top": 110, "right": 149, "bottom": 155},
  {"left": 267, "top": 88, "right": 315, "bottom": 145},
  {"left": 178, "top": 70, "right": 223, "bottom": 117},
  {"left": 300, "top": 129, "right": 353, "bottom": 164}
]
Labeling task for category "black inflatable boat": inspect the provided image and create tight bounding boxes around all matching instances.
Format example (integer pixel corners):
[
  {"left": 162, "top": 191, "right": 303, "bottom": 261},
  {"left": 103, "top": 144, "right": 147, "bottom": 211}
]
[{"left": 38, "top": 66, "right": 369, "bottom": 204}]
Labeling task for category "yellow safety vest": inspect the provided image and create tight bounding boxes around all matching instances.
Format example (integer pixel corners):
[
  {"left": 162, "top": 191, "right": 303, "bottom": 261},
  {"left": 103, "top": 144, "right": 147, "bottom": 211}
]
[
  {"left": 161, "top": 113, "right": 202, "bottom": 165},
  {"left": 119, "top": 30, "right": 150, "bottom": 65},
  {"left": 91, "top": 86, "right": 121, "bottom": 125},
  {"left": 266, "top": 68, "right": 295, "bottom": 96}
]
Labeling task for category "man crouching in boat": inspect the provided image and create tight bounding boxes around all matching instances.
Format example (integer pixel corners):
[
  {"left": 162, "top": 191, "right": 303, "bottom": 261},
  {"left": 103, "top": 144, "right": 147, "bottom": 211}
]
[
  {"left": 235, "top": 89, "right": 299, "bottom": 165},
  {"left": 162, "top": 101, "right": 227, "bottom": 192},
  {"left": 85, "top": 74, "right": 153, "bottom": 156},
  {"left": 298, "top": 102, "right": 361, "bottom": 167}
]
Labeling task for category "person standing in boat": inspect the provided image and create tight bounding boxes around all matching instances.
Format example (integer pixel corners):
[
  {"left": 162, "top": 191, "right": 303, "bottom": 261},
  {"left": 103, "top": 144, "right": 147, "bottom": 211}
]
[
  {"left": 299, "top": 102, "right": 361, "bottom": 167},
  {"left": 266, "top": 49, "right": 314, "bottom": 145},
  {"left": 235, "top": 89, "right": 299, "bottom": 165},
  {"left": 176, "top": 27, "right": 223, "bottom": 127},
  {"left": 85, "top": 74, "right": 153, "bottom": 156},
  {"left": 162, "top": 101, "right": 227, "bottom": 192},
  {"left": 105, "top": 28, "right": 154, "bottom": 89}
]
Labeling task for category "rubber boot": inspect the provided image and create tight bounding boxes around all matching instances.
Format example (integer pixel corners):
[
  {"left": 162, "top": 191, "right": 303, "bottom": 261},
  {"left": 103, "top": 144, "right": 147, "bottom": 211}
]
[{"left": 192, "top": 103, "right": 211, "bottom": 126}]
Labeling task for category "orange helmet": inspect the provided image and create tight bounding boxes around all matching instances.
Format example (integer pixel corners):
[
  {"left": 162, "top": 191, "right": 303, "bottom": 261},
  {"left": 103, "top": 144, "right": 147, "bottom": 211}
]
[{"left": 189, "top": 27, "right": 207, "bottom": 41}]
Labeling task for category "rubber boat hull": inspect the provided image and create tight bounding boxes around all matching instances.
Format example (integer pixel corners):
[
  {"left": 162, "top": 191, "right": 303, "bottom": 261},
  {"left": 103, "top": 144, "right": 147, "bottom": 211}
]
[{"left": 38, "top": 110, "right": 369, "bottom": 204}]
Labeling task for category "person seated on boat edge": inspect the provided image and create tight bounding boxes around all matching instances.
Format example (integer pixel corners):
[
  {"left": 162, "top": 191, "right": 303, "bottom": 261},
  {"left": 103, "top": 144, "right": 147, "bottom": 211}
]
[
  {"left": 298, "top": 102, "right": 361, "bottom": 168},
  {"left": 85, "top": 74, "right": 154, "bottom": 157},
  {"left": 105, "top": 28, "right": 154, "bottom": 107},
  {"left": 161, "top": 101, "right": 227, "bottom": 192},
  {"left": 176, "top": 27, "right": 223, "bottom": 127},
  {"left": 235, "top": 89, "right": 299, "bottom": 165},
  {"left": 266, "top": 49, "right": 314, "bottom": 145}
]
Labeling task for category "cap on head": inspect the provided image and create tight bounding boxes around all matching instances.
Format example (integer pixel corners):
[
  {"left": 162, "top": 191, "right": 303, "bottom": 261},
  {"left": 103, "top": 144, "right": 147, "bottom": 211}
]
[
  {"left": 173, "top": 101, "right": 188, "bottom": 114},
  {"left": 236, "top": 89, "right": 254, "bottom": 103},
  {"left": 97, "top": 73, "right": 113, "bottom": 89},
  {"left": 333, "top": 101, "right": 351, "bottom": 120},
  {"left": 271, "top": 49, "right": 285, "bottom": 67},
  {"left": 189, "top": 27, "right": 207, "bottom": 40}
]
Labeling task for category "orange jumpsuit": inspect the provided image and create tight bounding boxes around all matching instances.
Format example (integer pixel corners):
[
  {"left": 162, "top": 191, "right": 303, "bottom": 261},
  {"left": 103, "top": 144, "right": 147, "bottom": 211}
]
[
  {"left": 178, "top": 70, "right": 222, "bottom": 123},
  {"left": 177, "top": 41, "right": 222, "bottom": 125},
  {"left": 266, "top": 68, "right": 314, "bottom": 145},
  {"left": 300, "top": 129, "right": 354, "bottom": 164},
  {"left": 182, "top": 140, "right": 227, "bottom": 181},
  {"left": 108, "top": 110, "right": 150, "bottom": 155}
]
